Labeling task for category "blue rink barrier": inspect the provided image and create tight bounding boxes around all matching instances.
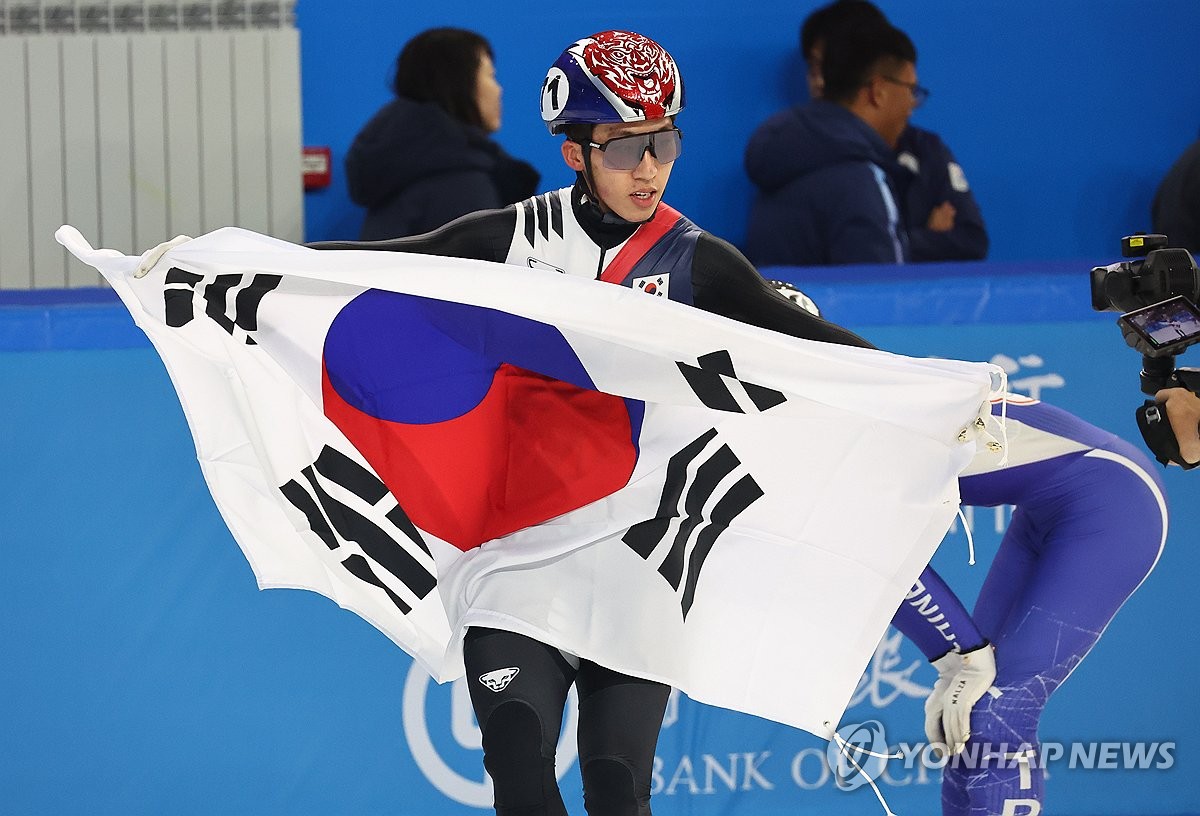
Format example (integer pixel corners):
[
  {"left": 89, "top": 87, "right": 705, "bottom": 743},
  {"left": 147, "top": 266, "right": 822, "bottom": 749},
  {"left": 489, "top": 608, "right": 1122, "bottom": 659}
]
[{"left": 3, "top": 259, "right": 1197, "bottom": 816}]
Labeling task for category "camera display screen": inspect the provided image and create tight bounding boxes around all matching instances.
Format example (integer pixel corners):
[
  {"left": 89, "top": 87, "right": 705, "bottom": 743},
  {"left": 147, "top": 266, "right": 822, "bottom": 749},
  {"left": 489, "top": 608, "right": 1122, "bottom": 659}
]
[{"left": 1119, "top": 295, "right": 1200, "bottom": 352}]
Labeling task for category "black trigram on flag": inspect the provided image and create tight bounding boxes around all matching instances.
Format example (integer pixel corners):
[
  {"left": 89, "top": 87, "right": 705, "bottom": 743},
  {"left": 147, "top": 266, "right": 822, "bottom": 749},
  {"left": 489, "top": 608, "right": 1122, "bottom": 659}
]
[
  {"left": 163, "top": 267, "right": 281, "bottom": 344},
  {"left": 623, "top": 429, "right": 764, "bottom": 619},
  {"left": 280, "top": 446, "right": 436, "bottom": 615},
  {"left": 678, "top": 350, "right": 787, "bottom": 413}
]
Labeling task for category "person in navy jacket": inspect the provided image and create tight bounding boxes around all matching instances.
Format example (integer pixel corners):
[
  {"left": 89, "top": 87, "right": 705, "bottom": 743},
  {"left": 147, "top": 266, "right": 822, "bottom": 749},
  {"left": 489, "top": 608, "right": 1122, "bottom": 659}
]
[
  {"left": 345, "top": 28, "right": 539, "bottom": 240},
  {"left": 745, "top": 18, "right": 917, "bottom": 266},
  {"left": 745, "top": 1, "right": 988, "bottom": 265}
]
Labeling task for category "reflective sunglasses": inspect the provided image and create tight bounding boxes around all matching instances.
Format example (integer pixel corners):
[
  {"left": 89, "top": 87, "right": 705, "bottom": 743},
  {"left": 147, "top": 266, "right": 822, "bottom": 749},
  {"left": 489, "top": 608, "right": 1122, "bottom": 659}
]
[{"left": 587, "top": 128, "right": 683, "bottom": 171}]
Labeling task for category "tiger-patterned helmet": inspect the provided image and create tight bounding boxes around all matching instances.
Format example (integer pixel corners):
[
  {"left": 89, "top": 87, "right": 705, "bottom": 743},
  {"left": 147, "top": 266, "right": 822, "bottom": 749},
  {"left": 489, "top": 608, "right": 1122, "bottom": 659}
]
[{"left": 540, "top": 30, "right": 685, "bottom": 134}]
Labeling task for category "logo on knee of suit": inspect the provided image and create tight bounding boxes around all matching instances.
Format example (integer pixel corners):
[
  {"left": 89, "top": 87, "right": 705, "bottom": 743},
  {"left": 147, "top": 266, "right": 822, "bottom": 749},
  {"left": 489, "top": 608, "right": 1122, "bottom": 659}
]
[{"left": 402, "top": 662, "right": 580, "bottom": 806}]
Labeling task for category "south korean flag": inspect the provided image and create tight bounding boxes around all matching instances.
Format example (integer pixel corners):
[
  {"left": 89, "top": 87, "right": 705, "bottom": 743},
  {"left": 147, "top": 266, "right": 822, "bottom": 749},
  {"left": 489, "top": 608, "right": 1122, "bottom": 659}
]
[{"left": 633, "top": 273, "right": 670, "bottom": 298}]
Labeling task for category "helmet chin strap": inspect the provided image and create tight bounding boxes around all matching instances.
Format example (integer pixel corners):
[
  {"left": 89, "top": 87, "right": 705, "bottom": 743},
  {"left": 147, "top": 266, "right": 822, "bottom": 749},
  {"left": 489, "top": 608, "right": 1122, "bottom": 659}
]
[{"left": 574, "top": 138, "right": 603, "bottom": 208}]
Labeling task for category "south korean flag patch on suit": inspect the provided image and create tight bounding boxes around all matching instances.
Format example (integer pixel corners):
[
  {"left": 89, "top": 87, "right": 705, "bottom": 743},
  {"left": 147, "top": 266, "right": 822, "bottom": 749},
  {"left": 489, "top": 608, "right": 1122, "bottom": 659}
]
[{"left": 633, "top": 273, "right": 670, "bottom": 297}]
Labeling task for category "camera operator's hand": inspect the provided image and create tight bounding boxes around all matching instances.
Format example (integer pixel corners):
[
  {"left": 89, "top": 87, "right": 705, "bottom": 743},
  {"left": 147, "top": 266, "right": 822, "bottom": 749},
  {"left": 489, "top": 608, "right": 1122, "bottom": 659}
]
[{"left": 1155, "top": 387, "right": 1200, "bottom": 465}]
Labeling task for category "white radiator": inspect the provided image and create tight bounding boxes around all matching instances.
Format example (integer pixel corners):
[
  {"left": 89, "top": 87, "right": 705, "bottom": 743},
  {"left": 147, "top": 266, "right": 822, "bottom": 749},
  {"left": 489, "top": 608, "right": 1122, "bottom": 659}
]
[{"left": 0, "top": 2, "right": 303, "bottom": 288}]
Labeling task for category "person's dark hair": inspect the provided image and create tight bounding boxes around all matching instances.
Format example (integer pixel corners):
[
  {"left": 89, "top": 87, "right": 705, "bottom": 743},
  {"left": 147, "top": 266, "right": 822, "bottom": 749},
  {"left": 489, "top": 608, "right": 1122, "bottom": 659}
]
[
  {"left": 560, "top": 123, "right": 594, "bottom": 144},
  {"left": 391, "top": 27, "right": 493, "bottom": 129},
  {"left": 799, "top": 0, "right": 886, "bottom": 61},
  {"left": 821, "top": 18, "right": 916, "bottom": 105}
]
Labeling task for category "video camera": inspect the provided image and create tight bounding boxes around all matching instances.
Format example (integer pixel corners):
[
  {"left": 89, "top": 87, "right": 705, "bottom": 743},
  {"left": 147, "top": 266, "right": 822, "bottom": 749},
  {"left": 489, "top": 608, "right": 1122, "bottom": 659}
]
[{"left": 1091, "top": 234, "right": 1200, "bottom": 468}]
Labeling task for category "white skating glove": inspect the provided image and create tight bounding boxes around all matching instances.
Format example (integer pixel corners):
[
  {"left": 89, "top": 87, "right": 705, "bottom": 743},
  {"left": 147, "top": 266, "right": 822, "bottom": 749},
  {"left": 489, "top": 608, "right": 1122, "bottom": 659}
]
[
  {"left": 133, "top": 235, "right": 193, "bottom": 278},
  {"left": 925, "top": 643, "right": 996, "bottom": 755},
  {"left": 924, "top": 650, "right": 960, "bottom": 750}
]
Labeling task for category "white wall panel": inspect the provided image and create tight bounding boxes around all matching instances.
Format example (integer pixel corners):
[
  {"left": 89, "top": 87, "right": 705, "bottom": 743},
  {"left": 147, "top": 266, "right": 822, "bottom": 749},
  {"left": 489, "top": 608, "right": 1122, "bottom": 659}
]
[
  {"left": 266, "top": 28, "right": 302, "bottom": 242},
  {"left": 0, "top": 39, "right": 32, "bottom": 288},
  {"left": 130, "top": 34, "right": 168, "bottom": 253},
  {"left": 163, "top": 33, "right": 202, "bottom": 240},
  {"left": 27, "top": 36, "right": 68, "bottom": 286},
  {"left": 62, "top": 36, "right": 102, "bottom": 287},
  {"left": 197, "top": 34, "right": 236, "bottom": 234},
  {"left": 95, "top": 35, "right": 135, "bottom": 256},
  {"left": 0, "top": 3, "right": 301, "bottom": 289},
  {"left": 231, "top": 30, "right": 270, "bottom": 235}
]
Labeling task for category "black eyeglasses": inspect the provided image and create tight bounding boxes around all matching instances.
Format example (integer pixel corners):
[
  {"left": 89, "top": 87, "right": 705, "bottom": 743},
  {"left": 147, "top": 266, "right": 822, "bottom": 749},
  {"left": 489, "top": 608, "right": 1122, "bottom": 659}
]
[
  {"left": 586, "top": 128, "right": 683, "bottom": 171},
  {"left": 880, "top": 76, "right": 930, "bottom": 107}
]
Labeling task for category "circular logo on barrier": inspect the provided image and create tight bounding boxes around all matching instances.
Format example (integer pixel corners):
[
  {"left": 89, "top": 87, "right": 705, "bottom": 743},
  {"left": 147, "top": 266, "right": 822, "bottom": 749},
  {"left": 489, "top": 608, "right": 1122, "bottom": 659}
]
[
  {"left": 402, "top": 661, "right": 580, "bottom": 806},
  {"left": 826, "top": 720, "right": 889, "bottom": 791}
]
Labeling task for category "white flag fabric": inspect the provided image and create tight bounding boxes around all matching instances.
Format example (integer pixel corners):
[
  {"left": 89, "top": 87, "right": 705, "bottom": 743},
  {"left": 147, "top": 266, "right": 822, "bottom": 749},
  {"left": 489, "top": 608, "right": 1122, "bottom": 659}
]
[{"left": 58, "top": 225, "right": 1002, "bottom": 739}]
